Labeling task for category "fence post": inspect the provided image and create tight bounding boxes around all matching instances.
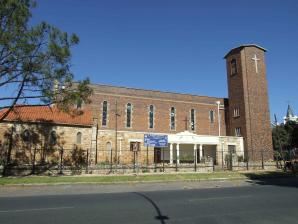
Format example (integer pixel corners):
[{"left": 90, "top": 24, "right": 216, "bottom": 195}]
[
  {"left": 86, "top": 148, "right": 89, "bottom": 173},
  {"left": 261, "top": 149, "right": 264, "bottom": 170},
  {"left": 133, "top": 151, "right": 136, "bottom": 173},
  {"left": 162, "top": 147, "right": 165, "bottom": 172},
  {"left": 32, "top": 146, "right": 36, "bottom": 175},
  {"left": 59, "top": 147, "right": 64, "bottom": 175},
  {"left": 194, "top": 148, "right": 197, "bottom": 172},
  {"left": 175, "top": 150, "right": 178, "bottom": 172},
  {"left": 110, "top": 147, "right": 113, "bottom": 173},
  {"left": 222, "top": 146, "right": 224, "bottom": 170},
  {"left": 146, "top": 146, "right": 149, "bottom": 172}
]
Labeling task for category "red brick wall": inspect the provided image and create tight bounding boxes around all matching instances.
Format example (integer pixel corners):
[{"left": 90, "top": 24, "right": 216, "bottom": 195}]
[
  {"left": 88, "top": 84, "right": 226, "bottom": 136},
  {"left": 226, "top": 46, "right": 273, "bottom": 161}
]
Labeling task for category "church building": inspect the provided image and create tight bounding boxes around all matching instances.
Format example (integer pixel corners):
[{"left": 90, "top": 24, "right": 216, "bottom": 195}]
[{"left": 0, "top": 44, "right": 273, "bottom": 168}]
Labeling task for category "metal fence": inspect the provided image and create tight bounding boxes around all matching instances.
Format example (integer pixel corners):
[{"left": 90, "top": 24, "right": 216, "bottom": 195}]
[{"left": 1, "top": 145, "right": 294, "bottom": 176}]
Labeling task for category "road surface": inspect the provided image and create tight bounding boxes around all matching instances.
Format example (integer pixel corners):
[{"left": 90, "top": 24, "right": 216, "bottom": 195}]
[{"left": 0, "top": 178, "right": 297, "bottom": 224}]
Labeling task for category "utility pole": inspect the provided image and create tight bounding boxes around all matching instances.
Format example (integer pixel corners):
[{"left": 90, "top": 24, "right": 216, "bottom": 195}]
[
  {"left": 216, "top": 101, "right": 221, "bottom": 136},
  {"left": 115, "top": 100, "right": 120, "bottom": 168}
]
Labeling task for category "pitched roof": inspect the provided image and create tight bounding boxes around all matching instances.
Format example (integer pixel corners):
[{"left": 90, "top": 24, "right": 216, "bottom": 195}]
[
  {"left": 286, "top": 104, "right": 295, "bottom": 118},
  {"left": 0, "top": 105, "right": 93, "bottom": 126}
]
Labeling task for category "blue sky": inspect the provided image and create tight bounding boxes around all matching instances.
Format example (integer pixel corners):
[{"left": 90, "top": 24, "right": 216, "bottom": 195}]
[{"left": 3, "top": 0, "right": 298, "bottom": 122}]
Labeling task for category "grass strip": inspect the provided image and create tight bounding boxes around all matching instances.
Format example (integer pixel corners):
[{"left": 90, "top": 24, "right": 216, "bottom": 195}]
[{"left": 0, "top": 171, "right": 294, "bottom": 186}]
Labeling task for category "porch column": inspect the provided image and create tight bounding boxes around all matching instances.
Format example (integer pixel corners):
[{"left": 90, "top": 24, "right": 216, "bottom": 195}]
[
  {"left": 176, "top": 144, "right": 180, "bottom": 164},
  {"left": 199, "top": 144, "right": 203, "bottom": 162},
  {"left": 170, "top": 143, "right": 173, "bottom": 164},
  {"left": 193, "top": 144, "right": 197, "bottom": 164}
]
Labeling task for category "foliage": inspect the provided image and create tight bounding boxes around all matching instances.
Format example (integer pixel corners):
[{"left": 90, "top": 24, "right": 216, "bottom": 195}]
[
  {"left": 0, "top": 0, "right": 92, "bottom": 121},
  {"left": 272, "top": 121, "right": 298, "bottom": 152}
]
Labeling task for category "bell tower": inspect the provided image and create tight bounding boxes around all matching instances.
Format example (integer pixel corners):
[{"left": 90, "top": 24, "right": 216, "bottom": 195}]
[{"left": 224, "top": 44, "right": 273, "bottom": 161}]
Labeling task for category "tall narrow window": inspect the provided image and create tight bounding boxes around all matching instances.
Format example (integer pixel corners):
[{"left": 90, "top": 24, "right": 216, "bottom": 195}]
[
  {"left": 233, "top": 108, "right": 240, "bottom": 117},
  {"left": 209, "top": 110, "right": 215, "bottom": 123},
  {"left": 102, "top": 101, "right": 108, "bottom": 126},
  {"left": 230, "top": 59, "right": 237, "bottom": 75},
  {"left": 50, "top": 131, "right": 57, "bottom": 145},
  {"left": 170, "top": 107, "right": 176, "bottom": 130},
  {"left": 126, "top": 103, "right": 132, "bottom": 128},
  {"left": 22, "top": 129, "right": 30, "bottom": 142},
  {"left": 190, "top": 109, "right": 195, "bottom": 131},
  {"left": 149, "top": 105, "right": 154, "bottom": 129},
  {"left": 76, "top": 132, "right": 82, "bottom": 144},
  {"left": 235, "top": 127, "right": 241, "bottom": 137}
]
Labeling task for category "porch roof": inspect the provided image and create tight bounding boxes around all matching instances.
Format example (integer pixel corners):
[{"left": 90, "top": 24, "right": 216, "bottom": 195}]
[{"left": 168, "top": 131, "right": 219, "bottom": 145}]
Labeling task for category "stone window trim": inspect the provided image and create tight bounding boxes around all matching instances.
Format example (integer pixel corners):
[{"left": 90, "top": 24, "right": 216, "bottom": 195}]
[
  {"left": 209, "top": 110, "right": 215, "bottom": 123},
  {"left": 125, "top": 102, "right": 133, "bottom": 129},
  {"left": 190, "top": 108, "right": 196, "bottom": 132},
  {"left": 230, "top": 58, "right": 237, "bottom": 76},
  {"left": 101, "top": 100, "right": 109, "bottom": 127},
  {"left": 148, "top": 104, "right": 155, "bottom": 130},
  {"left": 170, "top": 106, "right": 176, "bottom": 131}
]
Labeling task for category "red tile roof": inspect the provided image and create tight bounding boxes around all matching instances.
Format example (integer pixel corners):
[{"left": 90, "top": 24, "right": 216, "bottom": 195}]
[{"left": 0, "top": 105, "right": 93, "bottom": 126}]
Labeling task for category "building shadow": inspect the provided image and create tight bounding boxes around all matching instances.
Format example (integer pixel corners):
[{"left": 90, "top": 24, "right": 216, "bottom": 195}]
[
  {"left": 243, "top": 171, "right": 298, "bottom": 188},
  {"left": 133, "top": 192, "right": 169, "bottom": 224}
]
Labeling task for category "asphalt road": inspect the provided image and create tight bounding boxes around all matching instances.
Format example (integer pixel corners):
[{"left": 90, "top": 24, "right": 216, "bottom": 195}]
[{"left": 0, "top": 179, "right": 297, "bottom": 224}]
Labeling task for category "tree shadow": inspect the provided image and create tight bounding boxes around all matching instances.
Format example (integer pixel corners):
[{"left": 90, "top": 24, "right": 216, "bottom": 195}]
[
  {"left": 133, "top": 192, "right": 169, "bottom": 224},
  {"left": 1, "top": 119, "right": 66, "bottom": 176},
  {"left": 243, "top": 171, "right": 298, "bottom": 188}
]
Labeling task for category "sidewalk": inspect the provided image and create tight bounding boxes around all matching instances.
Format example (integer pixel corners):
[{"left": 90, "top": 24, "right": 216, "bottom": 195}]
[{"left": 0, "top": 178, "right": 255, "bottom": 197}]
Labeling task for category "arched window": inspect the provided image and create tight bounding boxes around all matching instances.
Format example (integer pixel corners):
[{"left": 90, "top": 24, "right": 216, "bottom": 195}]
[
  {"left": 230, "top": 59, "right": 237, "bottom": 75},
  {"left": 149, "top": 105, "right": 154, "bottom": 129},
  {"left": 126, "top": 103, "right": 132, "bottom": 128},
  {"left": 22, "top": 129, "right": 30, "bottom": 142},
  {"left": 209, "top": 110, "right": 215, "bottom": 123},
  {"left": 170, "top": 107, "right": 175, "bottom": 130},
  {"left": 76, "top": 132, "right": 82, "bottom": 144},
  {"left": 190, "top": 109, "right": 196, "bottom": 131},
  {"left": 106, "top": 142, "right": 112, "bottom": 159},
  {"left": 50, "top": 131, "right": 57, "bottom": 145},
  {"left": 102, "top": 101, "right": 108, "bottom": 126}
]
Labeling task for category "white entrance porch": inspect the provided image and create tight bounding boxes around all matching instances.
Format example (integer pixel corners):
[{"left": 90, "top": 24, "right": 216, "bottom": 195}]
[{"left": 162, "top": 131, "right": 244, "bottom": 165}]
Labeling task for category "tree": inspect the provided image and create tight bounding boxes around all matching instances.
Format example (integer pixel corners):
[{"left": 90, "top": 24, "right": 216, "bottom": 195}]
[
  {"left": 272, "top": 124, "right": 288, "bottom": 151},
  {"left": 0, "top": 0, "right": 92, "bottom": 121}
]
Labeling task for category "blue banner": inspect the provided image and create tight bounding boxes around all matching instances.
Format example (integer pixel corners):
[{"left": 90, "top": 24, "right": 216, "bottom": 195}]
[{"left": 144, "top": 134, "right": 168, "bottom": 147}]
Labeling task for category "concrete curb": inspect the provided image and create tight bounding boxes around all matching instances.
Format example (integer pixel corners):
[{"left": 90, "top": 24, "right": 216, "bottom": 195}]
[{"left": 0, "top": 177, "right": 254, "bottom": 187}]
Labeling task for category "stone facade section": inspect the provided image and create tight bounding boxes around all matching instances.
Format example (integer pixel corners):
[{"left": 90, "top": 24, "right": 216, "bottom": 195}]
[{"left": 0, "top": 122, "right": 92, "bottom": 165}]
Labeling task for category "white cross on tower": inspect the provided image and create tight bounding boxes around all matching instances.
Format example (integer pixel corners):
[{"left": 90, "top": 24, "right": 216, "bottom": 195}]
[{"left": 251, "top": 54, "right": 260, "bottom": 73}]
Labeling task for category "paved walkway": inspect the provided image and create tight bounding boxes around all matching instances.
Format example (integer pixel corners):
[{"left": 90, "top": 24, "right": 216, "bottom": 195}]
[{"left": 0, "top": 179, "right": 254, "bottom": 197}]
